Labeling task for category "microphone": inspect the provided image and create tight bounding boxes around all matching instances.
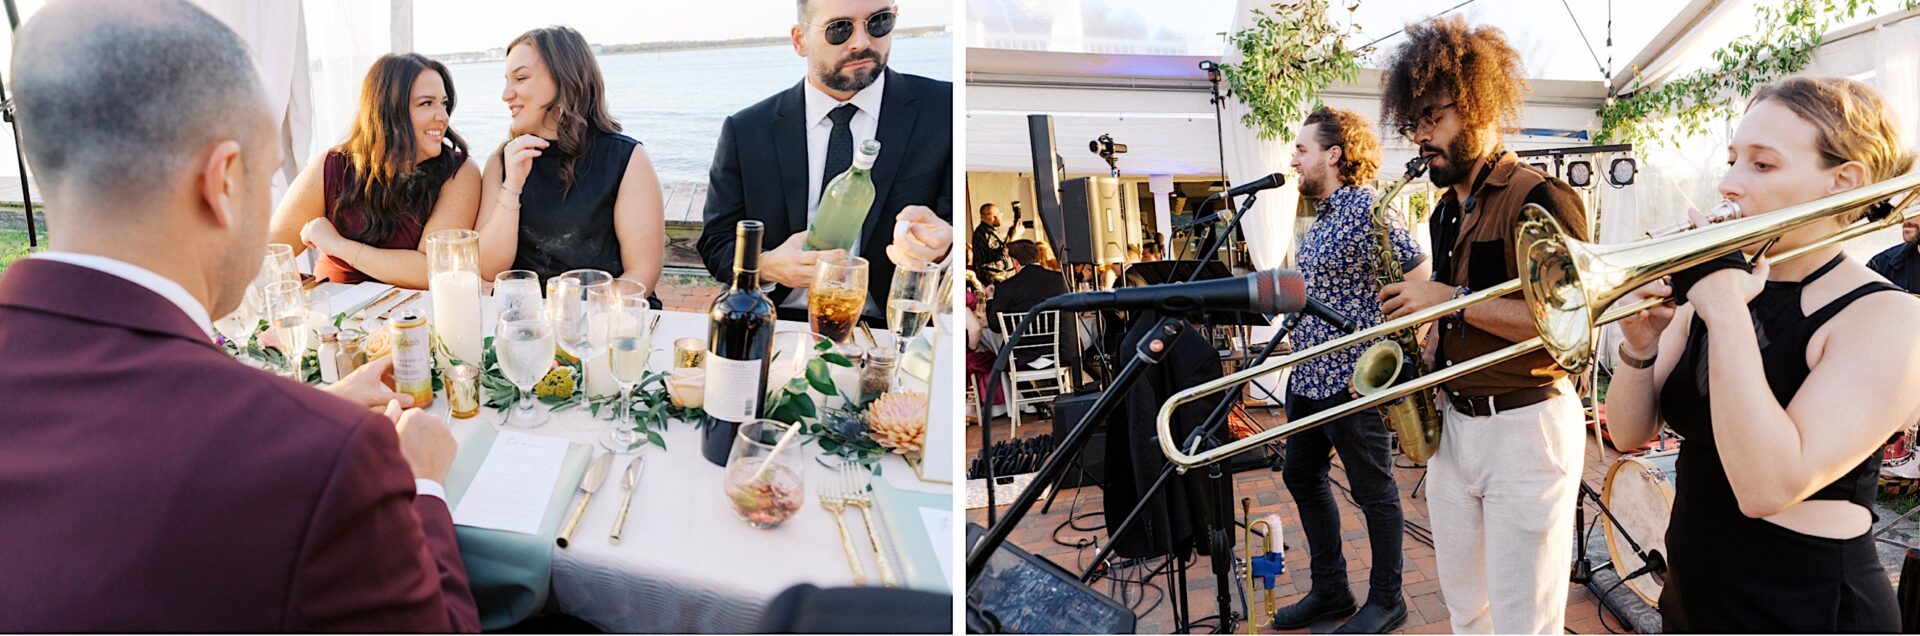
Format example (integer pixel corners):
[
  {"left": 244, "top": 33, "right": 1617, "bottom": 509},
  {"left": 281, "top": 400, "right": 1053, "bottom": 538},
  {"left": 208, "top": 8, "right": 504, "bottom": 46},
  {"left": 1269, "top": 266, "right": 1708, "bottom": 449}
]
[
  {"left": 1215, "top": 173, "right": 1287, "bottom": 200},
  {"left": 1046, "top": 269, "right": 1356, "bottom": 331},
  {"left": 1187, "top": 173, "right": 1287, "bottom": 227},
  {"left": 1619, "top": 549, "right": 1666, "bottom": 584}
]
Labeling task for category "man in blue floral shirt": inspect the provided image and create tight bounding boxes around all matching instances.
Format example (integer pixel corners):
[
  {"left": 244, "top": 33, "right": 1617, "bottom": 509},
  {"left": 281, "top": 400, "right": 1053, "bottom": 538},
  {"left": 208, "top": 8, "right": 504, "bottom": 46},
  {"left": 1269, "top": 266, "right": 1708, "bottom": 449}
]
[{"left": 1272, "top": 106, "right": 1429, "bottom": 634}]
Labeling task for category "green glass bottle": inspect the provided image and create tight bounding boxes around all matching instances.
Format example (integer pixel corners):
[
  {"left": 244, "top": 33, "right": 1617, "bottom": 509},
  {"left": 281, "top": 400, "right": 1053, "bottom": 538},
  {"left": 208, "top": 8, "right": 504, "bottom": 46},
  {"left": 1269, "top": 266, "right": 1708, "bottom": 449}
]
[{"left": 805, "top": 139, "right": 881, "bottom": 251}]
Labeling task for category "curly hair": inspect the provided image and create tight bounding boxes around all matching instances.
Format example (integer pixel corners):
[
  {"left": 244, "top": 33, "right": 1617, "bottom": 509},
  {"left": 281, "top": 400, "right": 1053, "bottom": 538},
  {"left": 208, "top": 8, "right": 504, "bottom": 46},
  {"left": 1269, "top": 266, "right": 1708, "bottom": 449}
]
[
  {"left": 1379, "top": 15, "right": 1527, "bottom": 141},
  {"left": 1302, "top": 106, "right": 1381, "bottom": 186},
  {"left": 1749, "top": 76, "right": 1914, "bottom": 184}
]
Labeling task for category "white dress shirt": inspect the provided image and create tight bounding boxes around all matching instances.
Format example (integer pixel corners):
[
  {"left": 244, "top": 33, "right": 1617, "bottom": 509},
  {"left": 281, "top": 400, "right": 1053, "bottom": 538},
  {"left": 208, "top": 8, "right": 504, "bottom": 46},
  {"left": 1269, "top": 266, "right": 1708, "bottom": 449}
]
[
  {"left": 785, "top": 74, "right": 887, "bottom": 311},
  {"left": 29, "top": 251, "right": 446, "bottom": 501}
]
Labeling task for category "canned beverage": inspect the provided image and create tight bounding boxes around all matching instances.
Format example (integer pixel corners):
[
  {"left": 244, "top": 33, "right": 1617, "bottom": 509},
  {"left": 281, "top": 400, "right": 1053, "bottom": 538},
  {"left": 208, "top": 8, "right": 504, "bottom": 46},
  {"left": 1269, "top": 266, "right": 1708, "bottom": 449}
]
[{"left": 390, "top": 309, "right": 435, "bottom": 407}]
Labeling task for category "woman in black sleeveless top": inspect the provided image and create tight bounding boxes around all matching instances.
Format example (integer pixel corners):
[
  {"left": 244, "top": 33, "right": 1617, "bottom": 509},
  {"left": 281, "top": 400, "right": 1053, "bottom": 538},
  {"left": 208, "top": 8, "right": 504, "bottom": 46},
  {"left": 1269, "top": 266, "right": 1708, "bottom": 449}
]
[
  {"left": 1603, "top": 76, "right": 1920, "bottom": 633},
  {"left": 475, "top": 26, "right": 664, "bottom": 297}
]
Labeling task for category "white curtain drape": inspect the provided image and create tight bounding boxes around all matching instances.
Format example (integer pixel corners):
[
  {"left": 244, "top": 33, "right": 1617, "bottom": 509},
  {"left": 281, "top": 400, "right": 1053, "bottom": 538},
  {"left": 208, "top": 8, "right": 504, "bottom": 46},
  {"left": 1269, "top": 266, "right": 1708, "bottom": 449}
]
[{"left": 1219, "top": 0, "right": 1301, "bottom": 271}]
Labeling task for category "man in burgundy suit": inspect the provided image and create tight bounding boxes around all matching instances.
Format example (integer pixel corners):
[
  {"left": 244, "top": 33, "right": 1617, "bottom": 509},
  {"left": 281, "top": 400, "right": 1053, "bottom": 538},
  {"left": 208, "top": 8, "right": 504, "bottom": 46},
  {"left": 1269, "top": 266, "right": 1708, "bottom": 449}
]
[{"left": 0, "top": 0, "right": 479, "bottom": 631}]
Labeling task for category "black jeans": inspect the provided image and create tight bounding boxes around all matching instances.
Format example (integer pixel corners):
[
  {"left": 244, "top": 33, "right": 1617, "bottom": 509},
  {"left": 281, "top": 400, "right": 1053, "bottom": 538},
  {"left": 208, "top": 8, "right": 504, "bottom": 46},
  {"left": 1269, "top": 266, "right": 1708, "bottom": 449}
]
[{"left": 1282, "top": 390, "right": 1404, "bottom": 602}]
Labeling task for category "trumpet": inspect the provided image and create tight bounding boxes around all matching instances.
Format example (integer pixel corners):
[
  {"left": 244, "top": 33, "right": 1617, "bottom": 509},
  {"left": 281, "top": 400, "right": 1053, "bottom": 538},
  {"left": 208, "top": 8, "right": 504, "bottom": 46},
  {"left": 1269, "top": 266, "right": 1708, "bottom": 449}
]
[{"left": 1156, "top": 170, "right": 1920, "bottom": 472}]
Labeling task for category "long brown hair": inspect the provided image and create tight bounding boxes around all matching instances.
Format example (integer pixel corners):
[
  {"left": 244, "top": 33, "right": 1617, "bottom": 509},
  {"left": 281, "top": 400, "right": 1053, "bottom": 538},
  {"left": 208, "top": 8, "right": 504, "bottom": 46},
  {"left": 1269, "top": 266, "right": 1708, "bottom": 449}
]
[
  {"left": 507, "top": 26, "right": 622, "bottom": 192},
  {"left": 1302, "top": 106, "right": 1381, "bottom": 186},
  {"left": 337, "top": 52, "right": 469, "bottom": 244}
]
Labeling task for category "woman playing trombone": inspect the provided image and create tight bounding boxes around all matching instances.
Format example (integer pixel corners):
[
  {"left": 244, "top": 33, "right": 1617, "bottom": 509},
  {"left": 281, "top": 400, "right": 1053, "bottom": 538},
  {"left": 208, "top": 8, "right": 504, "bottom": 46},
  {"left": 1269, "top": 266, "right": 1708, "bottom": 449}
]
[{"left": 1605, "top": 76, "right": 1920, "bottom": 632}]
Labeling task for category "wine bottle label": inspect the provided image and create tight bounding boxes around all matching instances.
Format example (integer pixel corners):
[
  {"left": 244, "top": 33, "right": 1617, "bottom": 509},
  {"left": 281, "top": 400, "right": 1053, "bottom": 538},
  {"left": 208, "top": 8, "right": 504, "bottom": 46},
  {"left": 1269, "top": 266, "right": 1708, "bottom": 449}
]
[{"left": 704, "top": 354, "right": 763, "bottom": 422}]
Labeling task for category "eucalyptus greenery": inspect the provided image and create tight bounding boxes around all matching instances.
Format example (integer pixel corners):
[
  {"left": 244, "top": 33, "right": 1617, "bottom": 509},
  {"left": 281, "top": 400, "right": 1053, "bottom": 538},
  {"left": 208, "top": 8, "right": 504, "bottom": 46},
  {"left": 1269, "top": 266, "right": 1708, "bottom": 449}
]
[
  {"left": 1222, "top": 0, "right": 1368, "bottom": 140},
  {"left": 1598, "top": 0, "right": 1917, "bottom": 146}
]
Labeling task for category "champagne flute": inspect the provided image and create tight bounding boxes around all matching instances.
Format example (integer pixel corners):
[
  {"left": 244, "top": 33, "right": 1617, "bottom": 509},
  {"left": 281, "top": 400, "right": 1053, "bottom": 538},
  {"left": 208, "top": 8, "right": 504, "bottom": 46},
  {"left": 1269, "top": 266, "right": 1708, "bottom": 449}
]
[
  {"left": 493, "top": 270, "right": 542, "bottom": 318},
  {"left": 809, "top": 253, "right": 868, "bottom": 346},
  {"left": 496, "top": 307, "right": 555, "bottom": 429},
  {"left": 263, "top": 280, "right": 310, "bottom": 379},
  {"left": 886, "top": 261, "right": 940, "bottom": 357},
  {"left": 547, "top": 269, "right": 615, "bottom": 364},
  {"left": 603, "top": 279, "right": 654, "bottom": 453},
  {"left": 264, "top": 243, "right": 299, "bottom": 284}
]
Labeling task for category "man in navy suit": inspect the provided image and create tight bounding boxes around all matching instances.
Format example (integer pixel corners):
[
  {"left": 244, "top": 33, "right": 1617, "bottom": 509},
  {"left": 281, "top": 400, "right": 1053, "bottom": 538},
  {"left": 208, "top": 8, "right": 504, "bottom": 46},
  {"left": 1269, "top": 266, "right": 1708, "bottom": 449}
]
[
  {"left": 0, "top": 0, "right": 477, "bottom": 630},
  {"left": 700, "top": 0, "right": 953, "bottom": 322}
]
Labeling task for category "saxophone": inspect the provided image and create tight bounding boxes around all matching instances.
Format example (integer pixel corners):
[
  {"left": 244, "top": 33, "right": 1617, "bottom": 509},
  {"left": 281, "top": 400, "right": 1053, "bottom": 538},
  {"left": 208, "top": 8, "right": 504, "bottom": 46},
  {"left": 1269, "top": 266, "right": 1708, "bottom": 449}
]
[{"left": 1351, "top": 156, "right": 1443, "bottom": 463}]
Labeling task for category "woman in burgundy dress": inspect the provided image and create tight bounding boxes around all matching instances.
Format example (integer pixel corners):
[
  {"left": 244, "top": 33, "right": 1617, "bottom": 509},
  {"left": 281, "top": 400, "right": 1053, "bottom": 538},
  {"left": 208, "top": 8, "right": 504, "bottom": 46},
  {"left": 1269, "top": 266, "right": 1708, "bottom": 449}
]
[{"left": 269, "top": 52, "right": 481, "bottom": 288}]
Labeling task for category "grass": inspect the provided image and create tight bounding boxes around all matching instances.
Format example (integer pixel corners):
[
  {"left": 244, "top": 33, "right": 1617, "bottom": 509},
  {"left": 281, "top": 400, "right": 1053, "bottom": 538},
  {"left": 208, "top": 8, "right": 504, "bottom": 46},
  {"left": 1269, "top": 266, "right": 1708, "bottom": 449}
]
[{"left": 0, "top": 227, "right": 46, "bottom": 276}]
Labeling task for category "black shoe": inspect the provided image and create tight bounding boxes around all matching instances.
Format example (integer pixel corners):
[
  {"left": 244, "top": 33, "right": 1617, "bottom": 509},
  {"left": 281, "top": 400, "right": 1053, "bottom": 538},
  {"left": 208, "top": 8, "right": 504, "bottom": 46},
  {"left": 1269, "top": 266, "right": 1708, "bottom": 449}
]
[
  {"left": 1271, "top": 587, "right": 1357, "bottom": 630},
  {"left": 1332, "top": 597, "right": 1408, "bottom": 634}
]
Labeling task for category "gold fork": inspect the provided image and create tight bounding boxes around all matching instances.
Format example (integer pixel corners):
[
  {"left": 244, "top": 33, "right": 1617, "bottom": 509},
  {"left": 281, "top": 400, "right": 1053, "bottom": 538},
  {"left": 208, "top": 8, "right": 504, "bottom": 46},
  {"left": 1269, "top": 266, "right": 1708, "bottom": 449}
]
[
  {"left": 819, "top": 480, "right": 867, "bottom": 586},
  {"left": 841, "top": 462, "right": 897, "bottom": 587}
]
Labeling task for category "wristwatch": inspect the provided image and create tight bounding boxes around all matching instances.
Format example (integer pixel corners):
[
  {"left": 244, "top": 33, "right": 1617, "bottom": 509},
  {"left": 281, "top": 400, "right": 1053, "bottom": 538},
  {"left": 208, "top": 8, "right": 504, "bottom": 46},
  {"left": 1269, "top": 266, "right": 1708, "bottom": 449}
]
[{"left": 1617, "top": 343, "right": 1657, "bottom": 369}]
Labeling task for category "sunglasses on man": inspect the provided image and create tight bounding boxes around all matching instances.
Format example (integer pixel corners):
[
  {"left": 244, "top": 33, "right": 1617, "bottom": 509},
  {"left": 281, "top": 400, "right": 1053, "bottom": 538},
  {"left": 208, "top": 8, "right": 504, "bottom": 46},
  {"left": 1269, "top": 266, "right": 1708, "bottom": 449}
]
[{"left": 810, "top": 9, "right": 896, "bottom": 46}]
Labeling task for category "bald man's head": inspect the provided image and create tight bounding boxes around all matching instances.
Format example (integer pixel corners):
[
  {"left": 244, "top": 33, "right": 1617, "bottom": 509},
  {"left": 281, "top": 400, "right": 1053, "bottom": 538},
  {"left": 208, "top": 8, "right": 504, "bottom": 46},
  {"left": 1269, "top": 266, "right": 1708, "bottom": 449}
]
[{"left": 13, "top": 0, "right": 273, "bottom": 203}]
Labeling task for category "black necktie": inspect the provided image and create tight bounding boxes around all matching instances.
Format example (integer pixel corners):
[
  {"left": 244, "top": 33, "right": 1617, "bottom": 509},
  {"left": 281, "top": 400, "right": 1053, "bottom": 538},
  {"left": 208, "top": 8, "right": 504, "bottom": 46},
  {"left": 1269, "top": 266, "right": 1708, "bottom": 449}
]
[{"left": 822, "top": 104, "right": 858, "bottom": 194}]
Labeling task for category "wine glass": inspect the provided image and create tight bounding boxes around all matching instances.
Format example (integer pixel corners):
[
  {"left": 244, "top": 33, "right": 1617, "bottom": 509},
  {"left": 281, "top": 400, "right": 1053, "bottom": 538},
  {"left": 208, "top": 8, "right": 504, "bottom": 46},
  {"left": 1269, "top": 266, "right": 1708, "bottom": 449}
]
[
  {"left": 603, "top": 279, "right": 654, "bottom": 453},
  {"left": 493, "top": 270, "right": 542, "bottom": 317},
  {"left": 724, "top": 419, "right": 806, "bottom": 529},
  {"left": 263, "top": 280, "right": 310, "bottom": 379},
  {"left": 808, "top": 253, "right": 868, "bottom": 346},
  {"left": 495, "top": 307, "right": 555, "bottom": 429},
  {"left": 264, "top": 243, "right": 299, "bottom": 283},
  {"left": 886, "top": 261, "right": 940, "bottom": 357},
  {"left": 547, "top": 269, "right": 615, "bottom": 364},
  {"left": 306, "top": 288, "right": 333, "bottom": 342}
]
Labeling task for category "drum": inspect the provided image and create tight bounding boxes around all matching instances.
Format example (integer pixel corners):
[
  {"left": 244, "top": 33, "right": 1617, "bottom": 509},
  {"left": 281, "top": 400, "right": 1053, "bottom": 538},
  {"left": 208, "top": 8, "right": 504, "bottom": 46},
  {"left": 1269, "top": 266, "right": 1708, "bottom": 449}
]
[{"left": 1601, "top": 449, "right": 1678, "bottom": 608}]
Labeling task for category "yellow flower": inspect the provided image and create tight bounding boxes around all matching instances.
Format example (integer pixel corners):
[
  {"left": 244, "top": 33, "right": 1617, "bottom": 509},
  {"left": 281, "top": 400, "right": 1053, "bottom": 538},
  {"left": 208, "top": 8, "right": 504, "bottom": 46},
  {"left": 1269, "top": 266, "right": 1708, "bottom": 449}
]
[{"left": 536, "top": 366, "right": 578, "bottom": 399}]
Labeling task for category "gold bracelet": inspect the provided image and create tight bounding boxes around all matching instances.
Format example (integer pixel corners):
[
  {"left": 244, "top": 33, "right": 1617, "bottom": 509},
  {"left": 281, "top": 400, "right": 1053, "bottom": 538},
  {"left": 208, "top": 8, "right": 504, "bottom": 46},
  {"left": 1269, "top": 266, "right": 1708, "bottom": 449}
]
[{"left": 1617, "top": 343, "right": 1657, "bottom": 369}]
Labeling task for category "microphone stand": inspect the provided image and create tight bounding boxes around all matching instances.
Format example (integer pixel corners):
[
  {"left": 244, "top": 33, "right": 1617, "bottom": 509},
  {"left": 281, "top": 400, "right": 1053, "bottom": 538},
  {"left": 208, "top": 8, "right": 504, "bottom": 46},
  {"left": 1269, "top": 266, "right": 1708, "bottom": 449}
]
[
  {"left": 967, "top": 313, "right": 1189, "bottom": 583},
  {"left": 1077, "top": 312, "right": 1304, "bottom": 633},
  {"left": 1, "top": 0, "right": 37, "bottom": 250}
]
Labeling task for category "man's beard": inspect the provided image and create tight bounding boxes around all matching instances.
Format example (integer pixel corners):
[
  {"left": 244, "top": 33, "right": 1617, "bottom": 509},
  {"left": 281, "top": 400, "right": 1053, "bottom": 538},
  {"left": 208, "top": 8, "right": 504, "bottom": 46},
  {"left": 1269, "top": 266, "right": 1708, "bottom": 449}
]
[
  {"left": 817, "top": 50, "right": 887, "bottom": 93},
  {"left": 1299, "top": 171, "right": 1331, "bottom": 198},
  {"left": 1426, "top": 130, "right": 1486, "bottom": 188},
  {"left": 1905, "top": 227, "right": 1919, "bottom": 248}
]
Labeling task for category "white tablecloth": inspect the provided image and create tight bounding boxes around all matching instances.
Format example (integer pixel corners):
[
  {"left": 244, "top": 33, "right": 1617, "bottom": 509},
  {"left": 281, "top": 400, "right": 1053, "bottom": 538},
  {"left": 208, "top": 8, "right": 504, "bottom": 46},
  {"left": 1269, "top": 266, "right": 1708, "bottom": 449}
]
[{"left": 320, "top": 283, "right": 953, "bottom": 633}]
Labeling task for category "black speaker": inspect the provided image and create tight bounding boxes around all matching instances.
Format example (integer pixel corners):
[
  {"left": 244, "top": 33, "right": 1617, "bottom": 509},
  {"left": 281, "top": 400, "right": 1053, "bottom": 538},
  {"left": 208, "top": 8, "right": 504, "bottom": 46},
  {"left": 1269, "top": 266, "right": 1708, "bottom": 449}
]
[
  {"left": 1026, "top": 115, "right": 1067, "bottom": 255},
  {"left": 1059, "top": 177, "right": 1097, "bottom": 264},
  {"left": 1051, "top": 391, "right": 1105, "bottom": 489}
]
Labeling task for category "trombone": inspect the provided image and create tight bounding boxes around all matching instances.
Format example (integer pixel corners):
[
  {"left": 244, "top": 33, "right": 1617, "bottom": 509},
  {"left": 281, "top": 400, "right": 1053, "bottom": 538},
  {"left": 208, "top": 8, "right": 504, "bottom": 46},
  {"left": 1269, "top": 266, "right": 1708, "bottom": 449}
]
[{"left": 1157, "top": 170, "right": 1920, "bottom": 472}]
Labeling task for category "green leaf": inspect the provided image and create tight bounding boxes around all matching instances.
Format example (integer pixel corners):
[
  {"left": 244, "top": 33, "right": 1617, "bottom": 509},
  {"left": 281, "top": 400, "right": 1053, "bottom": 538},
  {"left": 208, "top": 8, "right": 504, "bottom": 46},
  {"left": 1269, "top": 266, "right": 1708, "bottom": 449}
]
[
  {"left": 646, "top": 430, "right": 667, "bottom": 449},
  {"left": 821, "top": 351, "right": 854, "bottom": 367},
  {"left": 805, "top": 360, "right": 836, "bottom": 395}
]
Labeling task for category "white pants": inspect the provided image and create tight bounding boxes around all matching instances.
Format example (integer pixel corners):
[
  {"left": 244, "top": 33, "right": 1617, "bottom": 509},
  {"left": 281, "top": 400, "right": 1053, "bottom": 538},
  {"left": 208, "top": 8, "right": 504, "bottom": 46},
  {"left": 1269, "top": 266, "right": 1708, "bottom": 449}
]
[{"left": 1428, "top": 382, "right": 1584, "bottom": 634}]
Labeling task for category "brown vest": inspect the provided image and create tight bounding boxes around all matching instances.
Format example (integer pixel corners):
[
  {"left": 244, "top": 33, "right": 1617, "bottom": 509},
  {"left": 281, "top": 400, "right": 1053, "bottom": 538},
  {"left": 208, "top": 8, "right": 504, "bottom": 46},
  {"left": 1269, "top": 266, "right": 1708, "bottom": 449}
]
[{"left": 1435, "top": 152, "right": 1589, "bottom": 397}]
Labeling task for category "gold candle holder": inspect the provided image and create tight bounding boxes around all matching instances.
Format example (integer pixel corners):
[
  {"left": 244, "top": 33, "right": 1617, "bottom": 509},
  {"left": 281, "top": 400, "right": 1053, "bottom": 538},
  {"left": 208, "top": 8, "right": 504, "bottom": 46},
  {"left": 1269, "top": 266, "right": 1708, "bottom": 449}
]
[
  {"left": 445, "top": 363, "right": 481, "bottom": 420},
  {"left": 674, "top": 337, "right": 707, "bottom": 369}
]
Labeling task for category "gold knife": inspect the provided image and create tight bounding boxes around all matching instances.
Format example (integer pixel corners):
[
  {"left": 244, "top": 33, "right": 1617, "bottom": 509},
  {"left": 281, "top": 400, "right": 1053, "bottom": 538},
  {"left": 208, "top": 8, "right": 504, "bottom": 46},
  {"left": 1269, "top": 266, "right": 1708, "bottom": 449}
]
[
  {"left": 609, "top": 455, "right": 644, "bottom": 544},
  {"left": 345, "top": 288, "right": 402, "bottom": 324},
  {"left": 558, "top": 453, "right": 613, "bottom": 548},
  {"left": 376, "top": 291, "right": 423, "bottom": 321}
]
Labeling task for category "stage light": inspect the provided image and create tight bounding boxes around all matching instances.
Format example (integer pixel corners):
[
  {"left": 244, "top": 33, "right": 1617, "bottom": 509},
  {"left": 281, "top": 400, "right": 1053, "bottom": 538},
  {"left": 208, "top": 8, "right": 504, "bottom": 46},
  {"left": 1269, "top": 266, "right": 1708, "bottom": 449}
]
[
  {"left": 1529, "top": 161, "right": 1550, "bottom": 174},
  {"left": 1609, "top": 157, "right": 1638, "bottom": 186},
  {"left": 1567, "top": 160, "right": 1593, "bottom": 188}
]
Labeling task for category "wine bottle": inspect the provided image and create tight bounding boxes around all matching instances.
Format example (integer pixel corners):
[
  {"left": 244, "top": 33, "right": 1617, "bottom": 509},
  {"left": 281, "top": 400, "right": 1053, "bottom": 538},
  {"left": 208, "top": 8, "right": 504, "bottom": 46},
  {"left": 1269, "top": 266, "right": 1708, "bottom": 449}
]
[
  {"left": 805, "top": 139, "right": 880, "bottom": 251},
  {"left": 701, "top": 220, "right": 778, "bottom": 466}
]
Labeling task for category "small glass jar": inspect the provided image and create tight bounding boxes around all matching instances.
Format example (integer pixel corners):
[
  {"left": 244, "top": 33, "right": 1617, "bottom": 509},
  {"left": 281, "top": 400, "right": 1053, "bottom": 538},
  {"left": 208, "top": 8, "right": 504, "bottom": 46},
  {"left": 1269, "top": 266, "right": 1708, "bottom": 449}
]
[
  {"left": 860, "top": 346, "right": 897, "bottom": 402},
  {"left": 317, "top": 326, "right": 342, "bottom": 384},
  {"left": 337, "top": 331, "right": 368, "bottom": 377},
  {"left": 444, "top": 363, "right": 481, "bottom": 420}
]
